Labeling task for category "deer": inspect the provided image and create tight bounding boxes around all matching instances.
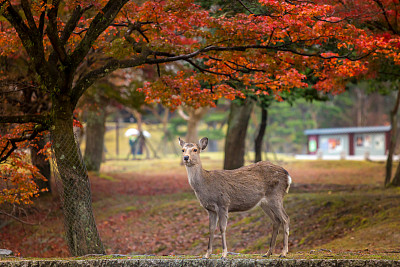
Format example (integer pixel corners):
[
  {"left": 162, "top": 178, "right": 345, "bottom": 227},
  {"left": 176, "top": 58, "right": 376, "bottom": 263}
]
[{"left": 179, "top": 137, "right": 291, "bottom": 259}]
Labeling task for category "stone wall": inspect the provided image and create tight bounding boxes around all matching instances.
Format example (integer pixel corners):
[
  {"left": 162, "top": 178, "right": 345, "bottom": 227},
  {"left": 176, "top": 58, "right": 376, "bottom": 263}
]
[{"left": 0, "top": 259, "right": 399, "bottom": 266}]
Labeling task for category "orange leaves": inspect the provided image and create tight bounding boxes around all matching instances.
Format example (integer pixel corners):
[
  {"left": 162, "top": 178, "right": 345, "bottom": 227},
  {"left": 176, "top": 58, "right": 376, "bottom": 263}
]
[
  {"left": 138, "top": 70, "right": 244, "bottom": 110},
  {"left": 0, "top": 26, "right": 22, "bottom": 57},
  {"left": 0, "top": 124, "right": 49, "bottom": 205},
  {"left": 1, "top": 159, "right": 46, "bottom": 205},
  {"left": 312, "top": 56, "right": 368, "bottom": 93},
  {"left": 0, "top": 0, "right": 390, "bottom": 108}
]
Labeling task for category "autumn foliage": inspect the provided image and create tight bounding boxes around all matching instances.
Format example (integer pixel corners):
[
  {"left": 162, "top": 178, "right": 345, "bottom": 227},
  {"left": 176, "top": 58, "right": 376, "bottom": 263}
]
[
  {"left": 137, "top": 0, "right": 378, "bottom": 108},
  {"left": 0, "top": 0, "right": 382, "bottom": 110},
  {"left": 0, "top": 124, "right": 49, "bottom": 205}
]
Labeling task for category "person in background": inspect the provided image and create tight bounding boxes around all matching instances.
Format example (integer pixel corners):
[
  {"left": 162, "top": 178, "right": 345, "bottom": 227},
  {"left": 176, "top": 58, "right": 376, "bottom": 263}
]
[{"left": 128, "top": 135, "right": 138, "bottom": 160}]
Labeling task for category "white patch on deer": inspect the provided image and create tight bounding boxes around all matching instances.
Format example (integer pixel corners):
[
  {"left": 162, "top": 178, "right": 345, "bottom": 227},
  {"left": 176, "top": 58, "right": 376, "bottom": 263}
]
[{"left": 286, "top": 175, "right": 292, "bottom": 193}]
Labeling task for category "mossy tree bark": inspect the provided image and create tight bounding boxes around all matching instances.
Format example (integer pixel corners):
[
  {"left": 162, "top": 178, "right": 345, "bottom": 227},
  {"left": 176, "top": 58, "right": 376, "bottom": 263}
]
[
  {"left": 51, "top": 96, "right": 105, "bottom": 256},
  {"left": 224, "top": 99, "right": 254, "bottom": 170}
]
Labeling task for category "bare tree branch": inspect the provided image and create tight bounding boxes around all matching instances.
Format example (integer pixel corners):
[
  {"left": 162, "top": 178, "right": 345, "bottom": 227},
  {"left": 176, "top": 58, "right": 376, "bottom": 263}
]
[
  {"left": 0, "top": 123, "right": 47, "bottom": 164},
  {"left": 21, "top": 0, "right": 37, "bottom": 31},
  {"left": 47, "top": 0, "right": 68, "bottom": 64},
  {"left": 70, "top": 0, "right": 129, "bottom": 68},
  {"left": 38, "top": 0, "right": 47, "bottom": 36},
  {"left": 373, "top": 0, "right": 399, "bottom": 34},
  {"left": 0, "top": 211, "right": 37, "bottom": 226},
  {"left": 0, "top": 115, "right": 49, "bottom": 124},
  {"left": 71, "top": 53, "right": 150, "bottom": 105},
  {"left": 60, "top": 4, "right": 94, "bottom": 45}
]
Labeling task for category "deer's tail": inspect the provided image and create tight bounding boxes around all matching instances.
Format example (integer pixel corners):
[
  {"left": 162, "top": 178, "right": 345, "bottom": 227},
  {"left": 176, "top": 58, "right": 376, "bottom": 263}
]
[{"left": 286, "top": 175, "right": 292, "bottom": 193}]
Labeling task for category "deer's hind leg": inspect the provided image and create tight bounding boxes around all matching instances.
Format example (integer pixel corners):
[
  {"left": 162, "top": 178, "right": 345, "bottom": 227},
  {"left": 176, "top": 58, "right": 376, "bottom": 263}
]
[
  {"left": 261, "top": 199, "right": 290, "bottom": 257},
  {"left": 260, "top": 199, "right": 280, "bottom": 257}
]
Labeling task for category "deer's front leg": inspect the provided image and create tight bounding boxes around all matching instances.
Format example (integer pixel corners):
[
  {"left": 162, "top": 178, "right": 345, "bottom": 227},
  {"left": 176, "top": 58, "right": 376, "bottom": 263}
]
[
  {"left": 218, "top": 208, "right": 229, "bottom": 258},
  {"left": 204, "top": 210, "right": 218, "bottom": 258}
]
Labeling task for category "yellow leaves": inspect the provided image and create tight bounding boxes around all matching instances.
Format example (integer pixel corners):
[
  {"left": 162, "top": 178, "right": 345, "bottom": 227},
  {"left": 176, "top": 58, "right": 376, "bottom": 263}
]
[{"left": 1, "top": 162, "right": 42, "bottom": 205}]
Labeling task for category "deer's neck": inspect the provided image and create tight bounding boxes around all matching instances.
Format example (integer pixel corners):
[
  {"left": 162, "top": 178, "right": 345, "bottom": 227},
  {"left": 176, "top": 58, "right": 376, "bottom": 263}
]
[{"left": 185, "top": 164, "right": 205, "bottom": 190}]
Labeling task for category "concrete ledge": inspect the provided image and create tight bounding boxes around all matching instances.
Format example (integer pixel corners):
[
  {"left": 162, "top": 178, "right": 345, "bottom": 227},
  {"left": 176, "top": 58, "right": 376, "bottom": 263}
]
[{"left": 1, "top": 259, "right": 400, "bottom": 267}]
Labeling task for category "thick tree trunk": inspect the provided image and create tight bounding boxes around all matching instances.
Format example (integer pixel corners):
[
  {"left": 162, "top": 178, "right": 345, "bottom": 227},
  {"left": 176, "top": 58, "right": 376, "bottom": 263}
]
[
  {"left": 385, "top": 89, "right": 400, "bottom": 186},
  {"left": 255, "top": 107, "right": 268, "bottom": 163},
  {"left": 224, "top": 99, "right": 254, "bottom": 170},
  {"left": 84, "top": 107, "right": 106, "bottom": 172},
  {"left": 51, "top": 98, "right": 104, "bottom": 256},
  {"left": 31, "top": 135, "right": 52, "bottom": 193}
]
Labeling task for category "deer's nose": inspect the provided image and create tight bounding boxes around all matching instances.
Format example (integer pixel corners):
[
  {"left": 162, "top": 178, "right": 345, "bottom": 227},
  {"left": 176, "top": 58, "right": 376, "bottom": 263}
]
[{"left": 183, "top": 156, "right": 189, "bottom": 161}]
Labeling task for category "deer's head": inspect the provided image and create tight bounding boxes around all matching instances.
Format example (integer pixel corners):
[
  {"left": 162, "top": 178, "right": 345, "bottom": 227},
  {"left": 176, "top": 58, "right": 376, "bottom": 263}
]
[{"left": 179, "top": 137, "right": 208, "bottom": 166}]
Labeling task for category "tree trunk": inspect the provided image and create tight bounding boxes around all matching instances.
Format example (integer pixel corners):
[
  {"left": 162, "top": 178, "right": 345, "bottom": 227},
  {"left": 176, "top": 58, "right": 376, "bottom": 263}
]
[
  {"left": 31, "top": 135, "right": 52, "bottom": 193},
  {"left": 51, "top": 98, "right": 104, "bottom": 256},
  {"left": 186, "top": 116, "right": 200, "bottom": 143},
  {"left": 224, "top": 99, "right": 254, "bottom": 170},
  {"left": 84, "top": 107, "right": 106, "bottom": 172},
  {"left": 385, "top": 89, "right": 400, "bottom": 186},
  {"left": 179, "top": 107, "right": 209, "bottom": 143},
  {"left": 392, "top": 161, "right": 400, "bottom": 186},
  {"left": 255, "top": 107, "right": 268, "bottom": 163}
]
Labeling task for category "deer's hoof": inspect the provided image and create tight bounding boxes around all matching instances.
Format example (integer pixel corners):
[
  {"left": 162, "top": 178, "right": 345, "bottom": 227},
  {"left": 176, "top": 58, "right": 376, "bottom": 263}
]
[
  {"left": 263, "top": 251, "right": 272, "bottom": 258},
  {"left": 221, "top": 251, "right": 228, "bottom": 259},
  {"left": 279, "top": 254, "right": 287, "bottom": 258}
]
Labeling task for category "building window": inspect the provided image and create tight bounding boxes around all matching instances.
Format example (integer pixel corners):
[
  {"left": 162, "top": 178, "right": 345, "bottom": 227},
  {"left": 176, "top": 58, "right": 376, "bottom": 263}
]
[
  {"left": 356, "top": 135, "right": 371, "bottom": 147},
  {"left": 309, "top": 139, "right": 317, "bottom": 153},
  {"left": 328, "top": 138, "right": 342, "bottom": 152},
  {"left": 356, "top": 136, "right": 363, "bottom": 147},
  {"left": 374, "top": 135, "right": 384, "bottom": 149},
  {"left": 320, "top": 137, "right": 343, "bottom": 153}
]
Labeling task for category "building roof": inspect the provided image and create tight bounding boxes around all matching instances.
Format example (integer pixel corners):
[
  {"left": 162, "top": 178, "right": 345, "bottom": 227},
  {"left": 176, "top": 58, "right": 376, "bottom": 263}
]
[{"left": 304, "top": 126, "right": 391, "bottom": 135}]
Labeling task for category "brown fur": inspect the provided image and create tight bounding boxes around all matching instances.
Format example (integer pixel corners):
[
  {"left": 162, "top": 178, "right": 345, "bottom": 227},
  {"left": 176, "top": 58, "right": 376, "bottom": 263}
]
[{"left": 179, "top": 137, "right": 291, "bottom": 258}]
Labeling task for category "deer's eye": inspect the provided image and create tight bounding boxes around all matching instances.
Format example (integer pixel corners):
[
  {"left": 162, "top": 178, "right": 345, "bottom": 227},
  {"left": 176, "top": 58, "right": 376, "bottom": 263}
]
[
  {"left": 193, "top": 149, "right": 198, "bottom": 152},
  {"left": 182, "top": 149, "right": 185, "bottom": 152}
]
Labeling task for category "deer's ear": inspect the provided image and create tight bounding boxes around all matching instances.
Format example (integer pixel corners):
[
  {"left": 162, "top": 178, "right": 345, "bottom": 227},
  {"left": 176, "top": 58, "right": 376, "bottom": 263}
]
[
  {"left": 178, "top": 137, "right": 186, "bottom": 148},
  {"left": 199, "top": 137, "right": 208, "bottom": 151}
]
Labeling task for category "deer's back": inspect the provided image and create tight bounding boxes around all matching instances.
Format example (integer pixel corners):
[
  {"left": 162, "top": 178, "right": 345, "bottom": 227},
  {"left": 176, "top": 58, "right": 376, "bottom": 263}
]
[{"left": 201, "top": 161, "right": 289, "bottom": 212}]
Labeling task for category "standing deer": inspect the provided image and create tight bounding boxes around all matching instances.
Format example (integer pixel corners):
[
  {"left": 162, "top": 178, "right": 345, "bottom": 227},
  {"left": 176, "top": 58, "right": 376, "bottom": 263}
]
[{"left": 179, "top": 137, "right": 291, "bottom": 258}]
